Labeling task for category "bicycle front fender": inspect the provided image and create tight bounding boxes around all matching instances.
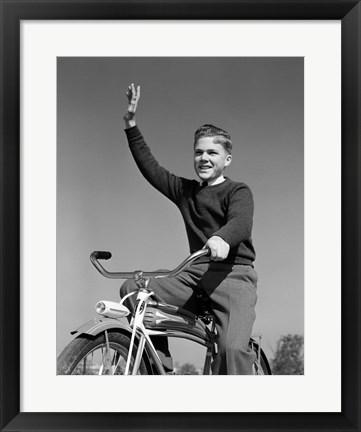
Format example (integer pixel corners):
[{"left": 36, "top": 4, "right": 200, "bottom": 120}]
[{"left": 71, "top": 317, "right": 132, "bottom": 337}]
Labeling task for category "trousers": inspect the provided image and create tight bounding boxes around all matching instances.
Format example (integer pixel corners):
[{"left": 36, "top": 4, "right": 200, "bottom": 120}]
[{"left": 119, "top": 262, "right": 258, "bottom": 375}]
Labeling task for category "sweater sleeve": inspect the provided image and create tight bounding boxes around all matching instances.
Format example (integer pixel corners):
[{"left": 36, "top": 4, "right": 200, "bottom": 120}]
[
  {"left": 125, "top": 126, "right": 184, "bottom": 203},
  {"left": 212, "top": 184, "right": 254, "bottom": 248}
]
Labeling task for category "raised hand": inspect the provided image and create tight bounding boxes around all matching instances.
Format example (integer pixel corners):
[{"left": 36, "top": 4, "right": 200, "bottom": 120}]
[{"left": 124, "top": 83, "right": 140, "bottom": 128}]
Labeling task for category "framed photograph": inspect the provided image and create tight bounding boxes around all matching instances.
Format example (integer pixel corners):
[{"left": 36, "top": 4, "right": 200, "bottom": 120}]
[{"left": 1, "top": 1, "right": 360, "bottom": 431}]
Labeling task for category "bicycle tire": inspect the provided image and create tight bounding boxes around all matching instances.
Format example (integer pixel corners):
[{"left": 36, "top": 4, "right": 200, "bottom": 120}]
[
  {"left": 57, "top": 331, "right": 150, "bottom": 375},
  {"left": 250, "top": 342, "right": 272, "bottom": 375}
]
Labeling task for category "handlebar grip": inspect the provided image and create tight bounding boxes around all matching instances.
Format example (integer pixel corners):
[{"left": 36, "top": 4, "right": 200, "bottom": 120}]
[
  {"left": 203, "top": 247, "right": 211, "bottom": 257},
  {"left": 93, "top": 251, "right": 112, "bottom": 260}
]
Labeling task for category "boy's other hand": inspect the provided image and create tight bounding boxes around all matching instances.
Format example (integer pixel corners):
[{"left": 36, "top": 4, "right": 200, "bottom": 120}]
[
  {"left": 205, "top": 236, "right": 230, "bottom": 261},
  {"left": 124, "top": 83, "right": 140, "bottom": 128}
]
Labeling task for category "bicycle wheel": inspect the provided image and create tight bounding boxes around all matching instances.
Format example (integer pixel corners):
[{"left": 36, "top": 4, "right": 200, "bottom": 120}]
[
  {"left": 249, "top": 341, "right": 272, "bottom": 375},
  {"left": 57, "top": 331, "right": 149, "bottom": 375}
]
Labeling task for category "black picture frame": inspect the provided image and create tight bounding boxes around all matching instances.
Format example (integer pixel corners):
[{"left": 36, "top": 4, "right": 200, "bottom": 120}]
[{"left": 1, "top": 1, "right": 360, "bottom": 431}]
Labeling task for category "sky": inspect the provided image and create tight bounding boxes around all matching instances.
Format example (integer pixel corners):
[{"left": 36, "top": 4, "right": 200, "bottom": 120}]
[{"left": 56, "top": 57, "right": 304, "bottom": 367}]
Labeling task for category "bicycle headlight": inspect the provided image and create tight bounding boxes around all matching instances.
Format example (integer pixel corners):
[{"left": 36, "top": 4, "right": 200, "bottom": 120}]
[
  {"left": 95, "top": 301, "right": 106, "bottom": 314},
  {"left": 95, "top": 300, "right": 130, "bottom": 318}
]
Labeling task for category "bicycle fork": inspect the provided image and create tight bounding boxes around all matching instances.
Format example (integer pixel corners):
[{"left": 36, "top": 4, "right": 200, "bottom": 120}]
[{"left": 124, "top": 289, "right": 155, "bottom": 375}]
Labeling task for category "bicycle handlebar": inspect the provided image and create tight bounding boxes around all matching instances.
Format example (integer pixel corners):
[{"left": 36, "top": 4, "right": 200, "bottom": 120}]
[
  {"left": 90, "top": 248, "right": 211, "bottom": 280},
  {"left": 93, "top": 251, "right": 112, "bottom": 261}
]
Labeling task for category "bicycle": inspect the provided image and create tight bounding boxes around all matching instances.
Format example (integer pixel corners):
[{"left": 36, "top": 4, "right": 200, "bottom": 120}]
[{"left": 57, "top": 249, "right": 272, "bottom": 375}]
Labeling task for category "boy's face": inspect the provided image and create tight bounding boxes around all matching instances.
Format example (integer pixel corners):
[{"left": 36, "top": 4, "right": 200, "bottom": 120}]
[{"left": 194, "top": 137, "right": 232, "bottom": 185}]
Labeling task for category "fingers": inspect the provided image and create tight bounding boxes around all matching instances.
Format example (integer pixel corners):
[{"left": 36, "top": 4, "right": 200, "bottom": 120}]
[
  {"left": 209, "top": 246, "right": 226, "bottom": 261},
  {"left": 130, "top": 83, "right": 136, "bottom": 95},
  {"left": 204, "top": 236, "right": 230, "bottom": 261},
  {"left": 123, "top": 83, "right": 140, "bottom": 124},
  {"left": 124, "top": 83, "right": 140, "bottom": 120},
  {"left": 125, "top": 83, "right": 140, "bottom": 114},
  {"left": 126, "top": 83, "right": 140, "bottom": 99}
]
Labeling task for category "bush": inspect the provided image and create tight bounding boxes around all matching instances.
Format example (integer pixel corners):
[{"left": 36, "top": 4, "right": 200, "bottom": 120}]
[{"left": 271, "top": 334, "right": 304, "bottom": 375}]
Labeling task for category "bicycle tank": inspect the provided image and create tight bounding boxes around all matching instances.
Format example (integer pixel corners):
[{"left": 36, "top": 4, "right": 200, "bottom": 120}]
[{"left": 143, "top": 301, "right": 215, "bottom": 343}]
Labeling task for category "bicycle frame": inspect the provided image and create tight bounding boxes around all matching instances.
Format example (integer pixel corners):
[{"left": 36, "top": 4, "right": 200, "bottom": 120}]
[
  {"left": 118, "top": 287, "right": 217, "bottom": 375},
  {"left": 90, "top": 249, "right": 217, "bottom": 375}
]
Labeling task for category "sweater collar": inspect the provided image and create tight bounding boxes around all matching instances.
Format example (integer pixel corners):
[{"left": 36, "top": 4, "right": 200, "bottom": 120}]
[{"left": 201, "top": 177, "right": 230, "bottom": 188}]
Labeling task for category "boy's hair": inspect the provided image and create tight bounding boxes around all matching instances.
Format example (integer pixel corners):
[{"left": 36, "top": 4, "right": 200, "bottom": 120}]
[{"left": 194, "top": 124, "right": 232, "bottom": 154}]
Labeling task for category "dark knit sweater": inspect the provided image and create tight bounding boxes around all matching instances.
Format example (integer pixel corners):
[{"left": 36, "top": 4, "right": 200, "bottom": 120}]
[{"left": 125, "top": 126, "right": 256, "bottom": 265}]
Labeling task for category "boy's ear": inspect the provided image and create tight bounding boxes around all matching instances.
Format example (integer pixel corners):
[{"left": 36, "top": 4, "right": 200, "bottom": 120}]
[{"left": 225, "top": 154, "right": 232, "bottom": 167}]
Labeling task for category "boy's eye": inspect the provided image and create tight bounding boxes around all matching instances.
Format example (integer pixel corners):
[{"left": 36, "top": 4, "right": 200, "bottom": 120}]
[{"left": 195, "top": 151, "right": 218, "bottom": 155}]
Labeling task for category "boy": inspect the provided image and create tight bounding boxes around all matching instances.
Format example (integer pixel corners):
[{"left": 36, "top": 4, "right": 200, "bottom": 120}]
[{"left": 120, "top": 84, "right": 258, "bottom": 375}]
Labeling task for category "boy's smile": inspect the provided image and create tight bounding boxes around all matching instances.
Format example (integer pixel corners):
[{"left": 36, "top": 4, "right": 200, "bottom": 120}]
[{"left": 194, "top": 137, "right": 232, "bottom": 186}]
